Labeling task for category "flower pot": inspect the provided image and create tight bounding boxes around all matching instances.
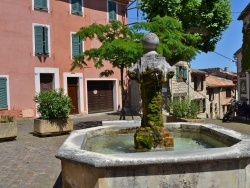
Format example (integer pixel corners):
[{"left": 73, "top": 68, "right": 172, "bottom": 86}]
[
  {"left": 34, "top": 118, "right": 73, "bottom": 136},
  {"left": 0, "top": 122, "right": 17, "bottom": 141}
]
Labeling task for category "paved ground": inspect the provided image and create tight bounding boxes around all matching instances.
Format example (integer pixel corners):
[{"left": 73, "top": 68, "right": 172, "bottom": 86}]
[{"left": 0, "top": 114, "right": 250, "bottom": 188}]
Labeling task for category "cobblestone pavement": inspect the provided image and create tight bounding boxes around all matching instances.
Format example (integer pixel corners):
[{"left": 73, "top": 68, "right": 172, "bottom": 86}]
[{"left": 0, "top": 114, "right": 250, "bottom": 188}]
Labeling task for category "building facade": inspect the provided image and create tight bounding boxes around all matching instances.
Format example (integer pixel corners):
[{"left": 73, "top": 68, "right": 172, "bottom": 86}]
[{"left": 0, "top": 0, "right": 130, "bottom": 117}]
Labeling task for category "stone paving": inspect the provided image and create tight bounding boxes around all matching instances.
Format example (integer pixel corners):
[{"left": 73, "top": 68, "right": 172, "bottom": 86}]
[{"left": 0, "top": 114, "right": 250, "bottom": 188}]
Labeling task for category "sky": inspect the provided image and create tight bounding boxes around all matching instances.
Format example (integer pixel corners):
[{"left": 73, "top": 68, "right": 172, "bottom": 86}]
[{"left": 127, "top": 0, "right": 249, "bottom": 73}]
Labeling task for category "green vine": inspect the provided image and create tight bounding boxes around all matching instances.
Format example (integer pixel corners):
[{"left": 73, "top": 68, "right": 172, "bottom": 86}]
[{"left": 242, "top": 21, "right": 250, "bottom": 72}]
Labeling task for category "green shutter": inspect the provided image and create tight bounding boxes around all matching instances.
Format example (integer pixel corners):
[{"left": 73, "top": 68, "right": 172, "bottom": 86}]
[
  {"left": 35, "top": 26, "right": 44, "bottom": 54},
  {"left": 72, "top": 34, "right": 80, "bottom": 56},
  {"left": 0, "top": 78, "right": 7, "bottom": 109},
  {"left": 182, "top": 66, "right": 187, "bottom": 80},
  {"left": 108, "top": 1, "right": 117, "bottom": 22},
  {"left": 176, "top": 67, "right": 180, "bottom": 79},
  {"left": 72, "top": 0, "right": 82, "bottom": 15},
  {"left": 34, "top": 0, "right": 47, "bottom": 10},
  {"left": 44, "top": 27, "right": 49, "bottom": 54},
  {"left": 77, "top": 0, "right": 82, "bottom": 15}
]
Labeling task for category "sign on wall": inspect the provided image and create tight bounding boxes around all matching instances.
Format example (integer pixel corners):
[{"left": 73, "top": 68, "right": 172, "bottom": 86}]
[{"left": 240, "top": 80, "right": 247, "bottom": 94}]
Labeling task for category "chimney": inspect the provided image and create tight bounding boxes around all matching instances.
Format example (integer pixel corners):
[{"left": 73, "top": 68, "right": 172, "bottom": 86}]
[{"left": 224, "top": 67, "right": 228, "bottom": 72}]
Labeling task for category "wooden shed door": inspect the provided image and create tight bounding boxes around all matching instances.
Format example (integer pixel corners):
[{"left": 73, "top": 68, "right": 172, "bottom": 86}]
[
  {"left": 67, "top": 77, "right": 79, "bottom": 114},
  {"left": 87, "top": 81, "right": 113, "bottom": 113}
]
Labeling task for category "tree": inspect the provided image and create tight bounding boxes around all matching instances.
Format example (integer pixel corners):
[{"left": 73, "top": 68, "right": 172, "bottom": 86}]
[
  {"left": 70, "top": 21, "right": 144, "bottom": 120},
  {"left": 140, "top": 0, "right": 232, "bottom": 53},
  {"left": 241, "top": 22, "right": 250, "bottom": 71}
]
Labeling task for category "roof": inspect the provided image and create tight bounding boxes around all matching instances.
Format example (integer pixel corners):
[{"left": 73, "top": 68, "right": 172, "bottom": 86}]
[
  {"left": 238, "top": 3, "right": 250, "bottom": 20},
  {"left": 234, "top": 47, "right": 242, "bottom": 56},
  {"left": 191, "top": 69, "right": 206, "bottom": 75},
  {"left": 200, "top": 68, "right": 236, "bottom": 80},
  {"left": 206, "top": 75, "right": 235, "bottom": 88}
]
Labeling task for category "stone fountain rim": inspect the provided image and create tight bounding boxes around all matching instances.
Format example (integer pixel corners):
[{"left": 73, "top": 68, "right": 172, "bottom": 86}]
[{"left": 56, "top": 121, "right": 250, "bottom": 168}]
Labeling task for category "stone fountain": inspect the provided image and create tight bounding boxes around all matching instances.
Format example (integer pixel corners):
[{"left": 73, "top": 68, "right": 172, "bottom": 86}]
[{"left": 56, "top": 33, "right": 250, "bottom": 188}]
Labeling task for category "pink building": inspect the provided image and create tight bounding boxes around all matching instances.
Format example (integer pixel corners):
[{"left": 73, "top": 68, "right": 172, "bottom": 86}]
[{"left": 0, "top": 0, "right": 130, "bottom": 117}]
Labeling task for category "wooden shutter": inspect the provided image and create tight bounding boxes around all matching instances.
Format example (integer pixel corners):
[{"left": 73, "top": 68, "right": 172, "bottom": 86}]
[
  {"left": 182, "top": 66, "right": 187, "bottom": 80},
  {"left": 194, "top": 75, "right": 197, "bottom": 90},
  {"left": 44, "top": 27, "right": 49, "bottom": 54},
  {"left": 108, "top": 1, "right": 117, "bottom": 22},
  {"left": 176, "top": 67, "right": 180, "bottom": 79},
  {"left": 77, "top": 0, "right": 82, "bottom": 15},
  {"left": 71, "top": 0, "right": 78, "bottom": 13},
  {"left": 0, "top": 78, "right": 7, "bottom": 109},
  {"left": 34, "top": 0, "right": 47, "bottom": 10},
  {"left": 35, "top": 26, "right": 44, "bottom": 54},
  {"left": 72, "top": 34, "right": 80, "bottom": 56}
]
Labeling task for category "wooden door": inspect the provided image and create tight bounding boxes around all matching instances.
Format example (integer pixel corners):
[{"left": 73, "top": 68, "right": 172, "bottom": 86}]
[
  {"left": 67, "top": 77, "right": 79, "bottom": 114},
  {"left": 87, "top": 81, "right": 113, "bottom": 113}
]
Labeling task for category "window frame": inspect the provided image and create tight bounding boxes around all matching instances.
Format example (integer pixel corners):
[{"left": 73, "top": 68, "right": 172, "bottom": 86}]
[
  {"left": 33, "top": 23, "right": 51, "bottom": 56},
  {"left": 70, "top": 0, "right": 84, "bottom": 16},
  {"left": 71, "top": 32, "right": 84, "bottom": 59},
  {"left": 107, "top": 0, "right": 118, "bottom": 22},
  {"left": 193, "top": 74, "right": 204, "bottom": 91},
  {"left": 33, "top": 0, "right": 49, "bottom": 12},
  {"left": 209, "top": 88, "right": 214, "bottom": 101},
  {"left": 175, "top": 66, "right": 187, "bottom": 81},
  {"left": 226, "top": 88, "right": 231, "bottom": 98}
]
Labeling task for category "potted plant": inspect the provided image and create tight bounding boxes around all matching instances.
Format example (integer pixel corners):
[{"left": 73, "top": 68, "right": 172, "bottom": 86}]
[
  {"left": 34, "top": 88, "right": 74, "bottom": 136},
  {"left": 0, "top": 115, "right": 17, "bottom": 141}
]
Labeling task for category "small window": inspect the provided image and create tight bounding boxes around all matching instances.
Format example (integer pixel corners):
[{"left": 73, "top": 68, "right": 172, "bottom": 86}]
[
  {"left": 40, "top": 73, "right": 54, "bottom": 92},
  {"left": 226, "top": 88, "right": 231, "bottom": 98},
  {"left": 209, "top": 88, "right": 214, "bottom": 101},
  {"left": 176, "top": 66, "right": 187, "bottom": 81},
  {"left": 34, "top": 25, "right": 49, "bottom": 55},
  {"left": 34, "top": 0, "right": 48, "bottom": 11},
  {"left": 0, "top": 77, "right": 8, "bottom": 109},
  {"left": 71, "top": 0, "right": 83, "bottom": 15},
  {"left": 193, "top": 75, "right": 204, "bottom": 91},
  {"left": 72, "top": 33, "right": 83, "bottom": 57},
  {"left": 108, "top": 1, "right": 117, "bottom": 22}
]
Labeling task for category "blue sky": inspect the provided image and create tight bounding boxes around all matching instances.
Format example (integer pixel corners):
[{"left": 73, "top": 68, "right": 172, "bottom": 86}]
[{"left": 127, "top": 0, "right": 249, "bottom": 72}]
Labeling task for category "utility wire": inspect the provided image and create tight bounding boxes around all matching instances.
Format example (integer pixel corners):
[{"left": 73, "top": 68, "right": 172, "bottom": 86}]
[{"left": 213, "top": 52, "right": 236, "bottom": 62}]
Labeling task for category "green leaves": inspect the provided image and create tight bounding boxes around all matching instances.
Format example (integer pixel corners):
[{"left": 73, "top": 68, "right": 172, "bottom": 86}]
[
  {"left": 34, "top": 89, "right": 74, "bottom": 120},
  {"left": 140, "top": 0, "right": 232, "bottom": 53}
]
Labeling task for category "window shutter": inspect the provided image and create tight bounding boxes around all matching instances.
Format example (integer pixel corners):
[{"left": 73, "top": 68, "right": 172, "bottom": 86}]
[
  {"left": 0, "top": 78, "right": 7, "bottom": 109},
  {"left": 202, "top": 98, "right": 206, "bottom": 113},
  {"left": 44, "top": 27, "right": 49, "bottom": 54},
  {"left": 194, "top": 75, "right": 197, "bottom": 90},
  {"left": 182, "top": 66, "right": 187, "bottom": 80},
  {"left": 72, "top": 34, "right": 80, "bottom": 56},
  {"left": 108, "top": 1, "right": 117, "bottom": 22},
  {"left": 34, "top": 0, "right": 42, "bottom": 9},
  {"left": 71, "top": 0, "right": 77, "bottom": 13},
  {"left": 176, "top": 67, "right": 180, "bottom": 79},
  {"left": 201, "top": 75, "right": 204, "bottom": 90},
  {"left": 77, "top": 0, "right": 82, "bottom": 15},
  {"left": 34, "top": 0, "right": 47, "bottom": 10},
  {"left": 35, "top": 26, "right": 44, "bottom": 54},
  {"left": 42, "top": 0, "right": 47, "bottom": 9}
]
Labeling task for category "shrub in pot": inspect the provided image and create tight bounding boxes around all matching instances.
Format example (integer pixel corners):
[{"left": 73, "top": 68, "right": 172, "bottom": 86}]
[
  {"left": 34, "top": 89, "right": 74, "bottom": 136},
  {"left": 0, "top": 115, "right": 17, "bottom": 141}
]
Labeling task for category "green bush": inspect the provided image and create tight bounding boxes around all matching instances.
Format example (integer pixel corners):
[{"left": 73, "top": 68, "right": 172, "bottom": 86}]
[
  {"left": 34, "top": 89, "right": 74, "bottom": 120},
  {"left": 0, "top": 115, "right": 14, "bottom": 123},
  {"left": 166, "top": 98, "right": 199, "bottom": 119}
]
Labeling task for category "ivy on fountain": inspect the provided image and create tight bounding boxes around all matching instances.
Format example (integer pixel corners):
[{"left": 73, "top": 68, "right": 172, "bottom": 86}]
[{"left": 133, "top": 68, "right": 173, "bottom": 150}]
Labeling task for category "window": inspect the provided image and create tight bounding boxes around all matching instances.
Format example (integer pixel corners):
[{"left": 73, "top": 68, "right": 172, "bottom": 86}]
[
  {"left": 40, "top": 73, "right": 54, "bottom": 92},
  {"left": 71, "top": 33, "right": 83, "bottom": 57},
  {"left": 34, "top": 0, "right": 48, "bottom": 10},
  {"left": 175, "top": 66, "right": 187, "bottom": 81},
  {"left": 192, "top": 98, "right": 205, "bottom": 113},
  {"left": 71, "top": 0, "right": 83, "bottom": 15},
  {"left": 226, "top": 88, "right": 231, "bottom": 98},
  {"left": 209, "top": 88, "right": 214, "bottom": 101},
  {"left": 34, "top": 25, "right": 49, "bottom": 55},
  {"left": 108, "top": 1, "right": 117, "bottom": 22},
  {"left": 193, "top": 75, "right": 204, "bottom": 91},
  {"left": 0, "top": 77, "right": 8, "bottom": 109}
]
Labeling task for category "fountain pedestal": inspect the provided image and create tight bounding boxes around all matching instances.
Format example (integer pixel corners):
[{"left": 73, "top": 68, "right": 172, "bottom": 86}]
[{"left": 128, "top": 33, "right": 174, "bottom": 149}]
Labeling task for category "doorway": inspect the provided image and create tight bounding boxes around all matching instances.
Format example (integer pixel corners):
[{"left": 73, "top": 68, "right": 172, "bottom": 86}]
[{"left": 67, "top": 77, "right": 79, "bottom": 114}]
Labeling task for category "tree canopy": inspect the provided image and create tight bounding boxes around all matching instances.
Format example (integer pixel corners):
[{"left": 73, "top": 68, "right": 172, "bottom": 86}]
[{"left": 140, "top": 0, "right": 232, "bottom": 52}]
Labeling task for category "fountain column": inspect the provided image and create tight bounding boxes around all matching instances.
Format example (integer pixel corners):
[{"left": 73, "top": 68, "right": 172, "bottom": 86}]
[{"left": 128, "top": 33, "right": 175, "bottom": 149}]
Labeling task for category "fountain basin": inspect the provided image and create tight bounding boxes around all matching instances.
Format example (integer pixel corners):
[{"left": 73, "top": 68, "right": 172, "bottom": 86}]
[{"left": 56, "top": 121, "right": 250, "bottom": 188}]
